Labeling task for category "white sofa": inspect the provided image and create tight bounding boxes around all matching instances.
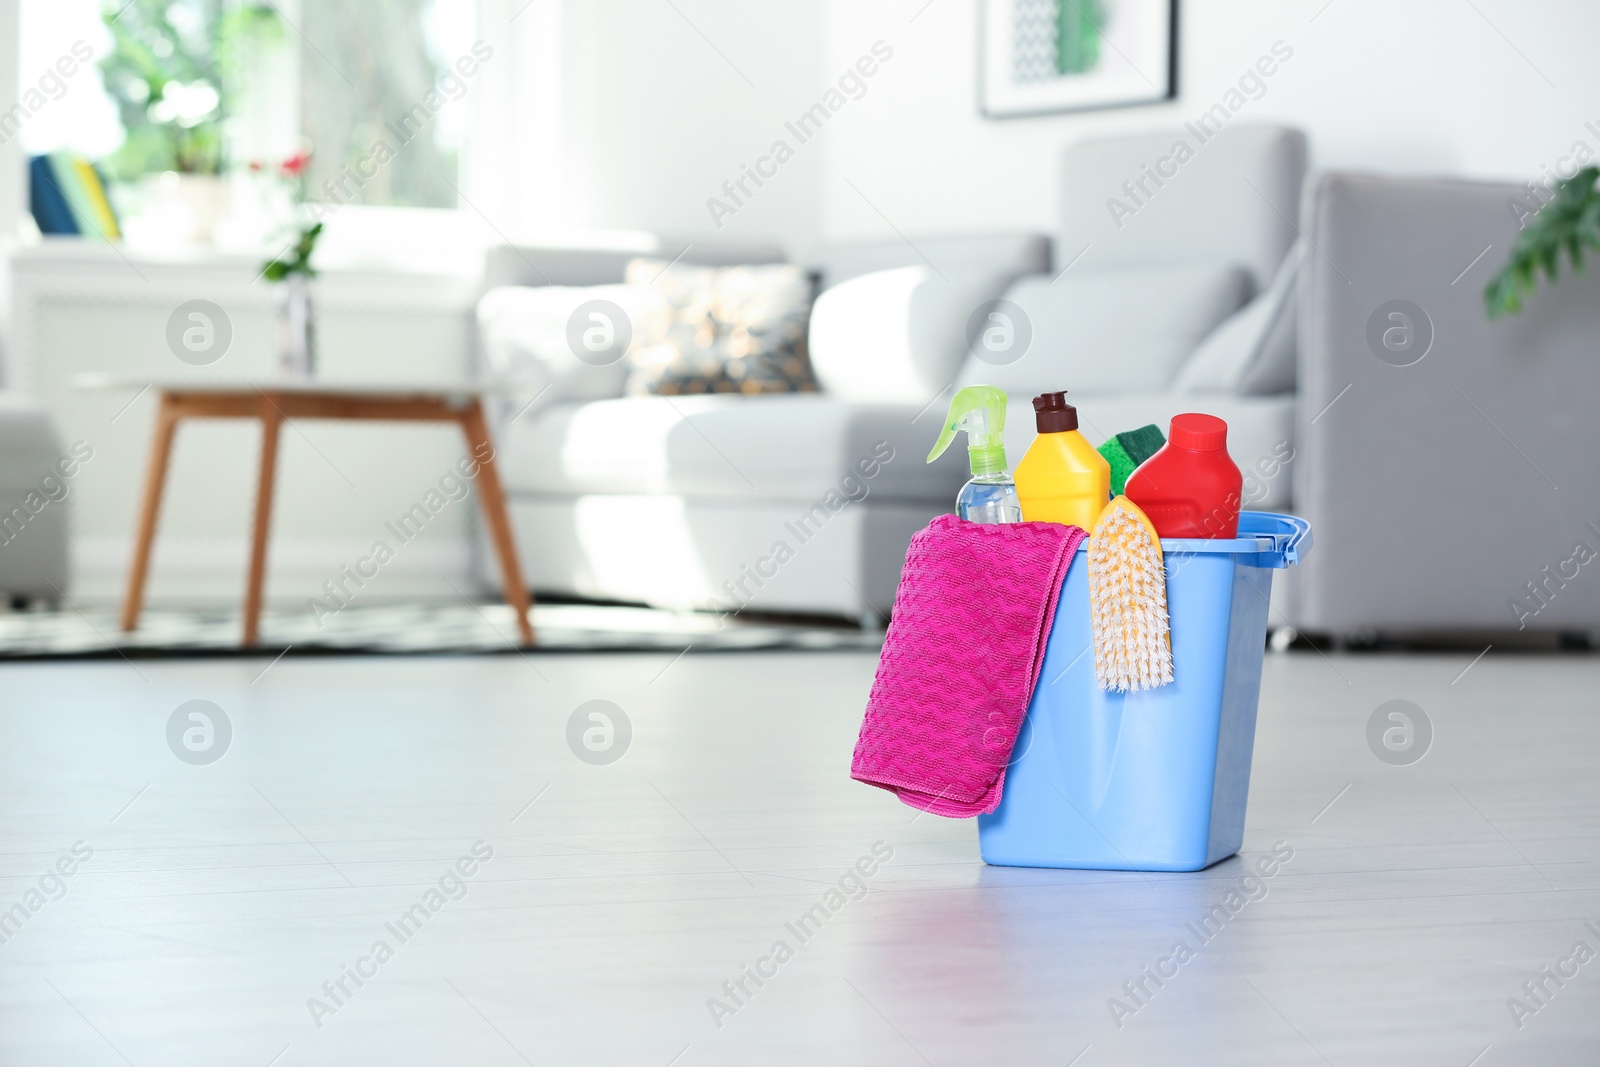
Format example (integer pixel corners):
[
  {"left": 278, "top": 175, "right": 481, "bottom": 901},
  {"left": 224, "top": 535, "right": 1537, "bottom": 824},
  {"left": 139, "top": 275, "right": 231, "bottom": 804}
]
[
  {"left": 478, "top": 126, "right": 1308, "bottom": 621},
  {"left": 475, "top": 235, "right": 1045, "bottom": 621}
]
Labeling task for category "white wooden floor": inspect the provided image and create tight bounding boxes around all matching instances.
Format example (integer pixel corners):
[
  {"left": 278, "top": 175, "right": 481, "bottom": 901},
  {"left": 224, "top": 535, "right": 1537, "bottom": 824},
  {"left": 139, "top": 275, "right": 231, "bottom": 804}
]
[{"left": 1, "top": 649, "right": 1596, "bottom": 1065}]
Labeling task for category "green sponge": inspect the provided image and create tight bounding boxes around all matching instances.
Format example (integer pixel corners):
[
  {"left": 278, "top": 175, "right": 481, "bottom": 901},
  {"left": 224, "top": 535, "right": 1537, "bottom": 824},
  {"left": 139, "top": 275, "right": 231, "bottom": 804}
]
[{"left": 1097, "top": 423, "right": 1167, "bottom": 496}]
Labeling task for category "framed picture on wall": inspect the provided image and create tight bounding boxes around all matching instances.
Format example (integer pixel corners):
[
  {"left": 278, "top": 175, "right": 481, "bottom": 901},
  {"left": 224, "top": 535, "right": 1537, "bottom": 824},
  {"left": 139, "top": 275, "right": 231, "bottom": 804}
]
[{"left": 979, "top": 0, "right": 1177, "bottom": 117}]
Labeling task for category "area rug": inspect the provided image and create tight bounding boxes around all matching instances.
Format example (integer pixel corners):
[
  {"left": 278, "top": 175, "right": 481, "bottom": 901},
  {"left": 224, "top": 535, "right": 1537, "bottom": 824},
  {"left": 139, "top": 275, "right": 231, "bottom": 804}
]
[{"left": 0, "top": 602, "right": 882, "bottom": 658}]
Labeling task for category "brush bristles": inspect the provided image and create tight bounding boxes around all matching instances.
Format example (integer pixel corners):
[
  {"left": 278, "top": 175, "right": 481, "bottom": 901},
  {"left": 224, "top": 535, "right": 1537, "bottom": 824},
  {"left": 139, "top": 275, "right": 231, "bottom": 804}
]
[{"left": 1087, "top": 505, "right": 1174, "bottom": 692}]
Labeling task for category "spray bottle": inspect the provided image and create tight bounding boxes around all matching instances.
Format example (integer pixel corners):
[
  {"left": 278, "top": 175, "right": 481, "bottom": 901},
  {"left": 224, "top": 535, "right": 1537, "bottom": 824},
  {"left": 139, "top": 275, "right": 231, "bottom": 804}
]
[{"left": 927, "top": 385, "right": 1022, "bottom": 524}]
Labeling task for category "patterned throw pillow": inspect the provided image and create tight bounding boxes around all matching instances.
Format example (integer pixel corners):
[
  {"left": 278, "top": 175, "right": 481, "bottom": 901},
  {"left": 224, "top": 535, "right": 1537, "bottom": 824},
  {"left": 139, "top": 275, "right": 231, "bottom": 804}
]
[{"left": 622, "top": 259, "right": 820, "bottom": 396}]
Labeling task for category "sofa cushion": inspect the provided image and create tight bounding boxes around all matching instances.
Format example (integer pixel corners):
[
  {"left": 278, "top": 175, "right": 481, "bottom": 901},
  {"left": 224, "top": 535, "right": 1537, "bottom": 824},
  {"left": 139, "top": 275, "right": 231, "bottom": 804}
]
[
  {"left": 621, "top": 259, "right": 818, "bottom": 396},
  {"left": 809, "top": 265, "right": 1024, "bottom": 404},
  {"left": 477, "top": 284, "right": 669, "bottom": 404},
  {"left": 498, "top": 393, "right": 969, "bottom": 502},
  {"left": 1060, "top": 125, "right": 1308, "bottom": 291},
  {"left": 956, "top": 262, "right": 1252, "bottom": 396},
  {"left": 1173, "top": 242, "right": 1301, "bottom": 395},
  {"left": 807, "top": 232, "right": 1049, "bottom": 290},
  {"left": 998, "top": 392, "right": 1296, "bottom": 509}
]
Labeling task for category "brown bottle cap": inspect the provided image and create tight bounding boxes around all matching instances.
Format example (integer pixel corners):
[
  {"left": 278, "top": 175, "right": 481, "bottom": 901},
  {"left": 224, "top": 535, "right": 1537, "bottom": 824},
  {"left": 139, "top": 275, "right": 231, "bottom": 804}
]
[{"left": 1033, "top": 391, "right": 1078, "bottom": 433}]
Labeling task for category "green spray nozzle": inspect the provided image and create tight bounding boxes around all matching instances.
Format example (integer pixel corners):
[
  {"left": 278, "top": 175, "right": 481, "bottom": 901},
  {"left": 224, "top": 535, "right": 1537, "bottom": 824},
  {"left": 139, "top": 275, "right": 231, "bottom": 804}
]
[{"left": 927, "top": 385, "right": 1009, "bottom": 476}]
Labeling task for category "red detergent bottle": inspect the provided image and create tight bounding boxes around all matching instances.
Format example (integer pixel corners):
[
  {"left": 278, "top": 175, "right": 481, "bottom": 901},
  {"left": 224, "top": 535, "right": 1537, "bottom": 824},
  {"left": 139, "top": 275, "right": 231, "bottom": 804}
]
[{"left": 1124, "top": 413, "right": 1244, "bottom": 538}]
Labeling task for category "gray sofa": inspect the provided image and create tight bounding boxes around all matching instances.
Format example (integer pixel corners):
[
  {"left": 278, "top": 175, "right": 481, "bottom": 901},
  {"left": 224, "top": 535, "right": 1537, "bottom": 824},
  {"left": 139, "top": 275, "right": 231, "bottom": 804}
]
[
  {"left": 1289, "top": 171, "right": 1600, "bottom": 636},
  {"left": 0, "top": 394, "right": 71, "bottom": 604}
]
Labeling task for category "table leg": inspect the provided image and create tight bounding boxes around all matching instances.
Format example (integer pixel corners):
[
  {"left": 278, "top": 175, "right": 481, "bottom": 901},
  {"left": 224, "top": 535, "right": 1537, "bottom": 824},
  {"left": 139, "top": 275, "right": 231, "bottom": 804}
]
[
  {"left": 120, "top": 394, "right": 179, "bottom": 632},
  {"left": 460, "top": 399, "right": 535, "bottom": 645},
  {"left": 243, "top": 398, "right": 284, "bottom": 646}
]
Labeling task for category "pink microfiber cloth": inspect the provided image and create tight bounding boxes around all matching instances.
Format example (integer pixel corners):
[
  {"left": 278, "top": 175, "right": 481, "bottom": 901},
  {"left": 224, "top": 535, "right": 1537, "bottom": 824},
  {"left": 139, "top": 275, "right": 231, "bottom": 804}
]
[{"left": 851, "top": 515, "right": 1086, "bottom": 817}]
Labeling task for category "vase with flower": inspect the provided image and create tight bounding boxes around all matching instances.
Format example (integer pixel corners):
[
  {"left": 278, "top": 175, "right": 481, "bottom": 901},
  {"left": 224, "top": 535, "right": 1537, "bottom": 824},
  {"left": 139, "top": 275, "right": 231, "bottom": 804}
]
[{"left": 256, "top": 150, "right": 323, "bottom": 378}]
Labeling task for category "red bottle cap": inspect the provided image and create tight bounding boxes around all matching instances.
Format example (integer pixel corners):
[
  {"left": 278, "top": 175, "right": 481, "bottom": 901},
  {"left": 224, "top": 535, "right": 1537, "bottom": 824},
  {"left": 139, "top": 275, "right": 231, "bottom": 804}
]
[
  {"left": 1033, "top": 391, "right": 1078, "bottom": 433},
  {"left": 1169, "top": 413, "right": 1228, "bottom": 450}
]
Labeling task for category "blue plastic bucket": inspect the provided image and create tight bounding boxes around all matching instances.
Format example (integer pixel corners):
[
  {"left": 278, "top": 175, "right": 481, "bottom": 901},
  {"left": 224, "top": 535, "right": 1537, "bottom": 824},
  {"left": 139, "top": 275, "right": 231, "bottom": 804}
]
[{"left": 978, "top": 511, "right": 1312, "bottom": 872}]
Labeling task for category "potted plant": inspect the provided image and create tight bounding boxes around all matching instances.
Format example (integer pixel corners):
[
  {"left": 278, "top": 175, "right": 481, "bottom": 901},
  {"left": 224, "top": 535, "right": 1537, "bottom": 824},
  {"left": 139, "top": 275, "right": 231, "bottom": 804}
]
[
  {"left": 257, "top": 150, "right": 322, "bottom": 378},
  {"left": 1484, "top": 166, "right": 1600, "bottom": 318},
  {"left": 98, "top": 0, "right": 281, "bottom": 244}
]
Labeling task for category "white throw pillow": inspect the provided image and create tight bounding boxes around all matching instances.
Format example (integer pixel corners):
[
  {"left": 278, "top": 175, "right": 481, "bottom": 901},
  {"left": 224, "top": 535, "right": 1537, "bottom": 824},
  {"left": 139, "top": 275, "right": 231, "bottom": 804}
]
[
  {"left": 1172, "top": 242, "right": 1302, "bottom": 395},
  {"left": 956, "top": 262, "right": 1252, "bottom": 395},
  {"left": 476, "top": 284, "right": 670, "bottom": 404},
  {"left": 808, "top": 265, "right": 1023, "bottom": 404}
]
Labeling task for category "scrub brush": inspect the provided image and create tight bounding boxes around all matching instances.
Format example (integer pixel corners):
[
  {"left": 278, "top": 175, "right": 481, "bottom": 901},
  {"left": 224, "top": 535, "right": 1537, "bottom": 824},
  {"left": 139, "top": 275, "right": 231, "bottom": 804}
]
[{"left": 1088, "top": 495, "right": 1173, "bottom": 692}]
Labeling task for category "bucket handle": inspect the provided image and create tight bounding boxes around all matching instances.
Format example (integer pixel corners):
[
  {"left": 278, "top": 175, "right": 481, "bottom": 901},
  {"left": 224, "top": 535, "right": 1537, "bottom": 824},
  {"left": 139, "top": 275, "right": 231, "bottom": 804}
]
[
  {"left": 1143, "top": 512, "right": 1313, "bottom": 568},
  {"left": 1236, "top": 511, "right": 1312, "bottom": 568}
]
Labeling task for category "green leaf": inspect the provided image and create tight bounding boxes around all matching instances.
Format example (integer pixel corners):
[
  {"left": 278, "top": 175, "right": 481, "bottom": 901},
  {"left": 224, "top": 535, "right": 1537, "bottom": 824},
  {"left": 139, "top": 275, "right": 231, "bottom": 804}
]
[
  {"left": 1484, "top": 166, "right": 1600, "bottom": 318},
  {"left": 260, "top": 222, "right": 323, "bottom": 282}
]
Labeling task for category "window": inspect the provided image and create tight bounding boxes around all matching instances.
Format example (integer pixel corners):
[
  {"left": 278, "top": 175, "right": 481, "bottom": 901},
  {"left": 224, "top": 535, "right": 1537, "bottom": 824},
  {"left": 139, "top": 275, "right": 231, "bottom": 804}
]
[
  {"left": 15, "top": 0, "right": 121, "bottom": 158},
  {"left": 298, "top": 0, "right": 478, "bottom": 209},
  {"left": 16, "top": 0, "right": 479, "bottom": 209}
]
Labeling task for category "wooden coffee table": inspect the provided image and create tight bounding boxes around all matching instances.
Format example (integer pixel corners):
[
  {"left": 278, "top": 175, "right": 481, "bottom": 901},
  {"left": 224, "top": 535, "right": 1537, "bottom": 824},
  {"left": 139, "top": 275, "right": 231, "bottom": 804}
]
[{"left": 78, "top": 377, "right": 535, "bottom": 647}]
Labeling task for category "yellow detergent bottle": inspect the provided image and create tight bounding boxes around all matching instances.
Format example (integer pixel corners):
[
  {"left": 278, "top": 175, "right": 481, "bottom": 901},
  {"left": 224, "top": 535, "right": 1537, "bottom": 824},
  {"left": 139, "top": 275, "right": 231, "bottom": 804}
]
[{"left": 1015, "top": 391, "right": 1110, "bottom": 530}]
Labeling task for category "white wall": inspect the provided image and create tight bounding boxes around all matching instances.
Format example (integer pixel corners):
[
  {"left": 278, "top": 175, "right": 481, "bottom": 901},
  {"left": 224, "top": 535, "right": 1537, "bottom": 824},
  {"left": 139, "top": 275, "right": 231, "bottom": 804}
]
[
  {"left": 0, "top": 0, "right": 17, "bottom": 347},
  {"left": 817, "top": 0, "right": 1600, "bottom": 244},
  {"left": 0, "top": 0, "right": 18, "bottom": 243},
  {"left": 511, "top": 0, "right": 826, "bottom": 253}
]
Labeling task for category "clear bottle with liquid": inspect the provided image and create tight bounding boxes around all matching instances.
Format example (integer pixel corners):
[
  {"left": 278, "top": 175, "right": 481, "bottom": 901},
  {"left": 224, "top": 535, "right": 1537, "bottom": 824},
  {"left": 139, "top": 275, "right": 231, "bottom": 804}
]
[
  {"left": 957, "top": 472, "right": 1022, "bottom": 524},
  {"left": 928, "top": 385, "right": 1022, "bottom": 524}
]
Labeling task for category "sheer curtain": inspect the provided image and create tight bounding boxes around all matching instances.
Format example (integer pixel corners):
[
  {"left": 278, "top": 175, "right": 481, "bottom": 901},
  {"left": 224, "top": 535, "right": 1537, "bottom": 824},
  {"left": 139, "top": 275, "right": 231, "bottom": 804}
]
[
  {"left": 463, "top": 0, "right": 565, "bottom": 243},
  {"left": 297, "top": 0, "right": 565, "bottom": 263},
  {"left": 297, "top": 0, "right": 475, "bottom": 210}
]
